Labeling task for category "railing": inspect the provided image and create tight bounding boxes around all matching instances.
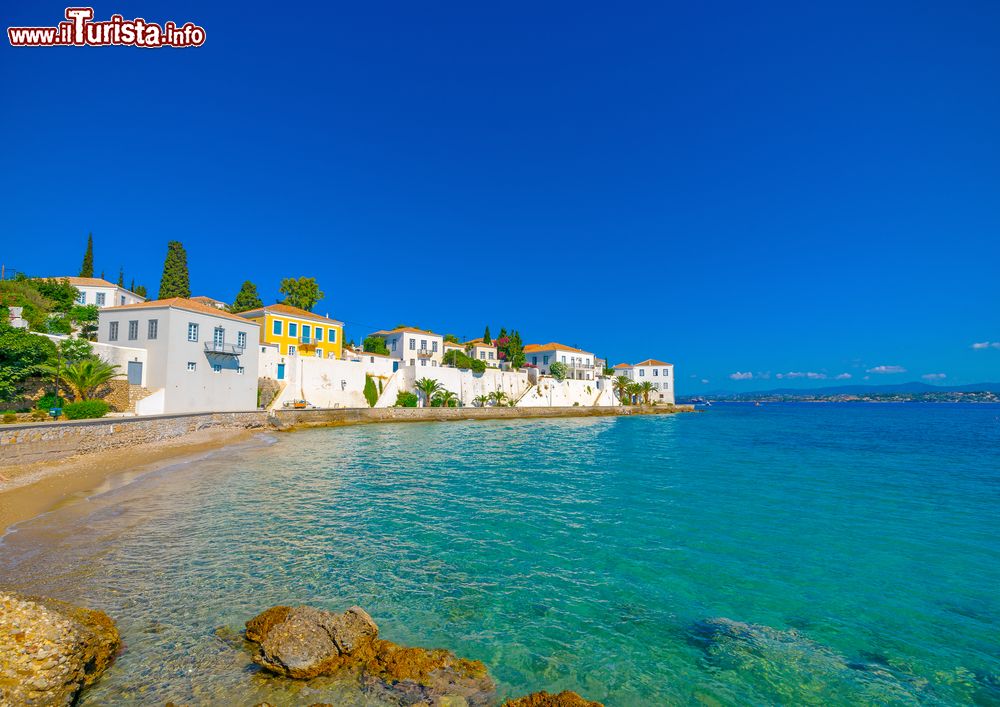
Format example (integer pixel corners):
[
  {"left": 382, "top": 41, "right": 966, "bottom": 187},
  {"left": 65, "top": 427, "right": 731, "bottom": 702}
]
[
  {"left": 298, "top": 337, "right": 317, "bottom": 346},
  {"left": 204, "top": 341, "right": 244, "bottom": 356},
  {"left": 416, "top": 349, "right": 435, "bottom": 358}
]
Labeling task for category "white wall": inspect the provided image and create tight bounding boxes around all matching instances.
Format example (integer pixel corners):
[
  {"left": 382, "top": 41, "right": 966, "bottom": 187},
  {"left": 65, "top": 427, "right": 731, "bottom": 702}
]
[
  {"left": 516, "top": 376, "right": 616, "bottom": 407},
  {"left": 378, "top": 365, "right": 532, "bottom": 407},
  {"left": 75, "top": 284, "right": 144, "bottom": 308},
  {"left": 260, "top": 348, "right": 397, "bottom": 409},
  {"left": 524, "top": 348, "right": 597, "bottom": 380},
  {"left": 40, "top": 333, "right": 148, "bottom": 386}
]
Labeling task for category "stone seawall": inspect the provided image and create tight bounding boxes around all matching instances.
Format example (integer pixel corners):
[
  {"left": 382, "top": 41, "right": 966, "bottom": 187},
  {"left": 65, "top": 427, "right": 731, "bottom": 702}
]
[
  {"left": 273, "top": 405, "right": 694, "bottom": 429},
  {"left": 0, "top": 411, "right": 270, "bottom": 468},
  {"left": 0, "top": 405, "right": 694, "bottom": 469}
]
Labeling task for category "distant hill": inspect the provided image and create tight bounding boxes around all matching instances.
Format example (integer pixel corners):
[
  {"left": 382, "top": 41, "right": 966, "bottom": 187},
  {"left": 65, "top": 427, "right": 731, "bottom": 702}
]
[{"left": 688, "top": 381, "right": 1000, "bottom": 399}]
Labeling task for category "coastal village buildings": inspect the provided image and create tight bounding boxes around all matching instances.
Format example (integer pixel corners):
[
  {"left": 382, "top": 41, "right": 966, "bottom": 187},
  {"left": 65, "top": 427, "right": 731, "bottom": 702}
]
[
  {"left": 190, "top": 295, "right": 228, "bottom": 310},
  {"left": 613, "top": 359, "right": 675, "bottom": 404},
  {"left": 369, "top": 327, "right": 444, "bottom": 368},
  {"left": 238, "top": 304, "right": 344, "bottom": 360},
  {"left": 63, "top": 277, "right": 145, "bottom": 308},
  {"left": 463, "top": 338, "right": 498, "bottom": 363},
  {"left": 97, "top": 298, "right": 260, "bottom": 414},
  {"left": 524, "top": 343, "right": 597, "bottom": 380}
]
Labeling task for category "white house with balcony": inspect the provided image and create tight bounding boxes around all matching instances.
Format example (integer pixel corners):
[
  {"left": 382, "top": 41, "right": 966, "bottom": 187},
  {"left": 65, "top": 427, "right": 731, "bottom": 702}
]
[
  {"left": 97, "top": 298, "right": 260, "bottom": 414},
  {"left": 612, "top": 359, "right": 675, "bottom": 404},
  {"left": 524, "top": 343, "right": 597, "bottom": 380},
  {"left": 369, "top": 326, "right": 444, "bottom": 368},
  {"left": 63, "top": 277, "right": 145, "bottom": 308}
]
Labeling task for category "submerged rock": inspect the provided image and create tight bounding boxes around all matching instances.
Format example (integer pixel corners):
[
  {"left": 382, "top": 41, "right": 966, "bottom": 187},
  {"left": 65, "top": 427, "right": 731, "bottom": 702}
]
[
  {"left": 0, "top": 592, "right": 120, "bottom": 706},
  {"left": 245, "top": 605, "right": 495, "bottom": 705},
  {"left": 691, "top": 617, "right": 936, "bottom": 704},
  {"left": 504, "top": 690, "right": 604, "bottom": 706}
]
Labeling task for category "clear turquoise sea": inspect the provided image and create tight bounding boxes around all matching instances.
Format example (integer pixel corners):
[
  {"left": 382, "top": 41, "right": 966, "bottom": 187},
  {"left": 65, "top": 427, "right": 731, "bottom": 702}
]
[{"left": 2, "top": 404, "right": 999, "bottom": 705}]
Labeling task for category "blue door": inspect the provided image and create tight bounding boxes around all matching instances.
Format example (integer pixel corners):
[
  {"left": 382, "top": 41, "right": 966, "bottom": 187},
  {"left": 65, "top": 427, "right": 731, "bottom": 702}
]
[
  {"left": 277, "top": 363, "right": 285, "bottom": 380},
  {"left": 127, "top": 361, "right": 143, "bottom": 385},
  {"left": 392, "top": 361, "right": 399, "bottom": 372}
]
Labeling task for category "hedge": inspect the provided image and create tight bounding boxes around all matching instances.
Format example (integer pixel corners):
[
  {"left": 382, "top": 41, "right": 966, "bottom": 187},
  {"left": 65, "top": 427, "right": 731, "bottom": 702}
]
[{"left": 62, "top": 400, "right": 111, "bottom": 420}]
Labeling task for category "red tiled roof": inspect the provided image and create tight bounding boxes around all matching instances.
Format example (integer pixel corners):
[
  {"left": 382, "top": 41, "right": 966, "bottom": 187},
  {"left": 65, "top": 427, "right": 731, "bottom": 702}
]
[
  {"left": 523, "top": 342, "right": 592, "bottom": 354},
  {"left": 239, "top": 303, "right": 343, "bottom": 326}
]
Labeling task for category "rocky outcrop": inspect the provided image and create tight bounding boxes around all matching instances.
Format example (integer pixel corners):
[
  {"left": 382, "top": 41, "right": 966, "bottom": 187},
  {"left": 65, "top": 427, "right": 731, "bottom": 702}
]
[
  {"left": 245, "top": 605, "right": 495, "bottom": 705},
  {"left": 504, "top": 690, "right": 604, "bottom": 706},
  {"left": 0, "top": 593, "right": 120, "bottom": 706}
]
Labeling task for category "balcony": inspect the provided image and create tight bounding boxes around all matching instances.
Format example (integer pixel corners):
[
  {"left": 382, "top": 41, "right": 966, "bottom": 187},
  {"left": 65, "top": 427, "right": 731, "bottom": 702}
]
[
  {"left": 416, "top": 349, "right": 435, "bottom": 358},
  {"left": 204, "top": 341, "right": 244, "bottom": 356},
  {"left": 298, "top": 336, "right": 318, "bottom": 349}
]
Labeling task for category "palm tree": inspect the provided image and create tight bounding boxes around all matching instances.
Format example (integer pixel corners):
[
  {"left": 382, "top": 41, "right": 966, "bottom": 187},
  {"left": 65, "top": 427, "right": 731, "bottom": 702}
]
[
  {"left": 473, "top": 394, "right": 490, "bottom": 407},
  {"left": 614, "top": 376, "right": 632, "bottom": 405},
  {"left": 639, "top": 381, "right": 655, "bottom": 405},
  {"left": 489, "top": 390, "right": 511, "bottom": 407},
  {"left": 434, "top": 389, "right": 459, "bottom": 408},
  {"left": 414, "top": 377, "right": 443, "bottom": 407},
  {"left": 626, "top": 382, "right": 642, "bottom": 406},
  {"left": 46, "top": 358, "right": 120, "bottom": 401}
]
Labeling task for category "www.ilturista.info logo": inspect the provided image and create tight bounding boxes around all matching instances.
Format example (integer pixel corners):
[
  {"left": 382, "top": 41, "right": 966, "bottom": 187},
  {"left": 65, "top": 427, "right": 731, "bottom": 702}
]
[{"left": 8, "top": 7, "right": 206, "bottom": 48}]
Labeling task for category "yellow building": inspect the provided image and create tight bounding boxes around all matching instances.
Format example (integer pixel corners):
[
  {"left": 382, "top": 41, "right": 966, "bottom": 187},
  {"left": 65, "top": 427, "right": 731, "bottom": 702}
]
[{"left": 238, "top": 303, "right": 344, "bottom": 359}]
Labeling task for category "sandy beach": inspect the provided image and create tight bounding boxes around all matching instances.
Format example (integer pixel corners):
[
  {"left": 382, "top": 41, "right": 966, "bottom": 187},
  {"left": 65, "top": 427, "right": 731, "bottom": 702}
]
[{"left": 0, "top": 426, "right": 259, "bottom": 533}]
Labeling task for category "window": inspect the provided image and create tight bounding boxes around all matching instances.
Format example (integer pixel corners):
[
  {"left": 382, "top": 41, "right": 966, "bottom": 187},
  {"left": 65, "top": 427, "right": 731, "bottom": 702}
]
[
  {"left": 391, "top": 338, "right": 397, "bottom": 351},
  {"left": 432, "top": 341, "right": 438, "bottom": 352},
  {"left": 186, "top": 362, "right": 196, "bottom": 372},
  {"left": 187, "top": 323, "right": 199, "bottom": 342},
  {"left": 653, "top": 369, "right": 659, "bottom": 376},
  {"left": 302, "top": 324, "right": 311, "bottom": 342},
  {"left": 532, "top": 356, "right": 538, "bottom": 365},
  {"left": 148, "top": 320, "right": 158, "bottom": 339},
  {"left": 315, "top": 348, "right": 323, "bottom": 358},
  {"left": 76, "top": 291, "right": 86, "bottom": 304},
  {"left": 409, "top": 339, "right": 415, "bottom": 350},
  {"left": 561, "top": 356, "right": 567, "bottom": 363},
  {"left": 420, "top": 339, "right": 427, "bottom": 350},
  {"left": 237, "top": 331, "right": 246, "bottom": 349},
  {"left": 288, "top": 322, "right": 298, "bottom": 338},
  {"left": 237, "top": 366, "right": 245, "bottom": 375},
  {"left": 272, "top": 319, "right": 283, "bottom": 336},
  {"left": 108, "top": 321, "right": 119, "bottom": 341},
  {"left": 128, "top": 320, "right": 139, "bottom": 340},
  {"left": 95, "top": 292, "right": 106, "bottom": 306},
  {"left": 288, "top": 345, "right": 297, "bottom": 355},
  {"left": 431, "top": 361, "right": 437, "bottom": 367},
  {"left": 213, "top": 327, "right": 225, "bottom": 348},
  {"left": 480, "top": 351, "right": 486, "bottom": 359},
  {"left": 329, "top": 328, "right": 337, "bottom": 343},
  {"left": 212, "top": 364, "right": 222, "bottom": 373},
  {"left": 639, "top": 369, "right": 645, "bottom": 377},
  {"left": 409, "top": 358, "right": 415, "bottom": 366},
  {"left": 315, "top": 328, "right": 323, "bottom": 342},
  {"left": 543, "top": 355, "right": 549, "bottom": 364},
  {"left": 120, "top": 295, "right": 125, "bottom": 305},
  {"left": 664, "top": 368, "right": 670, "bottom": 377},
  {"left": 421, "top": 359, "right": 427, "bottom": 366}
]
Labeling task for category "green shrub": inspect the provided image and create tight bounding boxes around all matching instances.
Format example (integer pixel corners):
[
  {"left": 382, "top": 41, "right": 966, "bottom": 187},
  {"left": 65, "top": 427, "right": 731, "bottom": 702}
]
[
  {"left": 395, "top": 391, "right": 418, "bottom": 408},
  {"left": 30, "top": 409, "right": 49, "bottom": 421},
  {"left": 2, "top": 412, "right": 16, "bottom": 424},
  {"left": 549, "top": 361, "right": 568, "bottom": 381},
  {"left": 470, "top": 359, "right": 486, "bottom": 373},
  {"left": 36, "top": 393, "right": 64, "bottom": 410},
  {"left": 62, "top": 400, "right": 110, "bottom": 420},
  {"left": 363, "top": 374, "right": 379, "bottom": 407},
  {"left": 430, "top": 397, "right": 443, "bottom": 407}
]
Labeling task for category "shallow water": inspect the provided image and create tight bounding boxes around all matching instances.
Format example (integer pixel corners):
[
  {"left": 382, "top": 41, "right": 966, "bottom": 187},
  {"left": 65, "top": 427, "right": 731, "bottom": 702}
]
[{"left": 2, "top": 404, "right": 999, "bottom": 705}]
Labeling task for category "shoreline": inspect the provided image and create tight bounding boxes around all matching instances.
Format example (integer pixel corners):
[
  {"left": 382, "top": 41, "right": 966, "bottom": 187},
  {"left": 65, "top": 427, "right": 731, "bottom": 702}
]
[
  {"left": 0, "top": 427, "right": 259, "bottom": 533},
  {"left": 0, "top": 405, "right": 691, "bottom": 534}
]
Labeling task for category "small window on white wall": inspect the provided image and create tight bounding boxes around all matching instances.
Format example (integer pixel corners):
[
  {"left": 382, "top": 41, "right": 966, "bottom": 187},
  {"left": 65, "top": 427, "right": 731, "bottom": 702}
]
[
  {"left": 186, "top": 362, "right": 196, "bottom": 372},
  {"left": 212, "top": 364, "right": 222, "bottom": 373}
]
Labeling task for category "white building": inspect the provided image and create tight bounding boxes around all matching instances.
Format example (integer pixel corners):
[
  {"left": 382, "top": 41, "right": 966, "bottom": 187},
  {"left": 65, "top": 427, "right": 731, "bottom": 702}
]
[
  {"left": 524, "top": 343, "right": 597, "bottom": 380},
  {"left": 612, "top": 359, "right": 675, "bottom": 404},
  {"left": 463, "top": 338, "right": 498, "bottom": 365},
  {"left": 64, "top": 277, "right": 145, "bottom": 308},
  {"left": 97, "top": 298, "right": 260, "bottom": 414},
  {"left": 369, "top": 326, "right": 444, "bottom": 369},
  {"left": 191, "top": 295, "right": 228, "bottom": 310}
]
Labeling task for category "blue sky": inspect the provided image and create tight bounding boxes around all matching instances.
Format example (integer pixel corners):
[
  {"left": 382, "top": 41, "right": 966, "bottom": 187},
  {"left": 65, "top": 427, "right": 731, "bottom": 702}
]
[{"left": 3, "top": 1, "right": 998, "bottom": 391}]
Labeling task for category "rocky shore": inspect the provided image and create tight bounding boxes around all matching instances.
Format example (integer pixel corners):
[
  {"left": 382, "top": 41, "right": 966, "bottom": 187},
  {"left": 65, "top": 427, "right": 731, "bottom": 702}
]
[{"left": 0, "top": 593, "right": 120, "bottom": 706}]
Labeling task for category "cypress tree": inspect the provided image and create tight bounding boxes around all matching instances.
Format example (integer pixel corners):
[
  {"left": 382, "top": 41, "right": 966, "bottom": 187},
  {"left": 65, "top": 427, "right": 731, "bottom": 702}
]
[
  {"left": 117, "top": 267, "right": 124, "bottom": 287},
  {"left": 79, "top": 233, "right": 94, "bottom": 277},
  {"left": 229, "top": 281, "right": 264, "bottom": 313},
  {"left": 158, "top": 241, "right": 191, "bottom": 299},
  {"left": 483, "top": 325, "right": 491, "bottom": 344}
]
